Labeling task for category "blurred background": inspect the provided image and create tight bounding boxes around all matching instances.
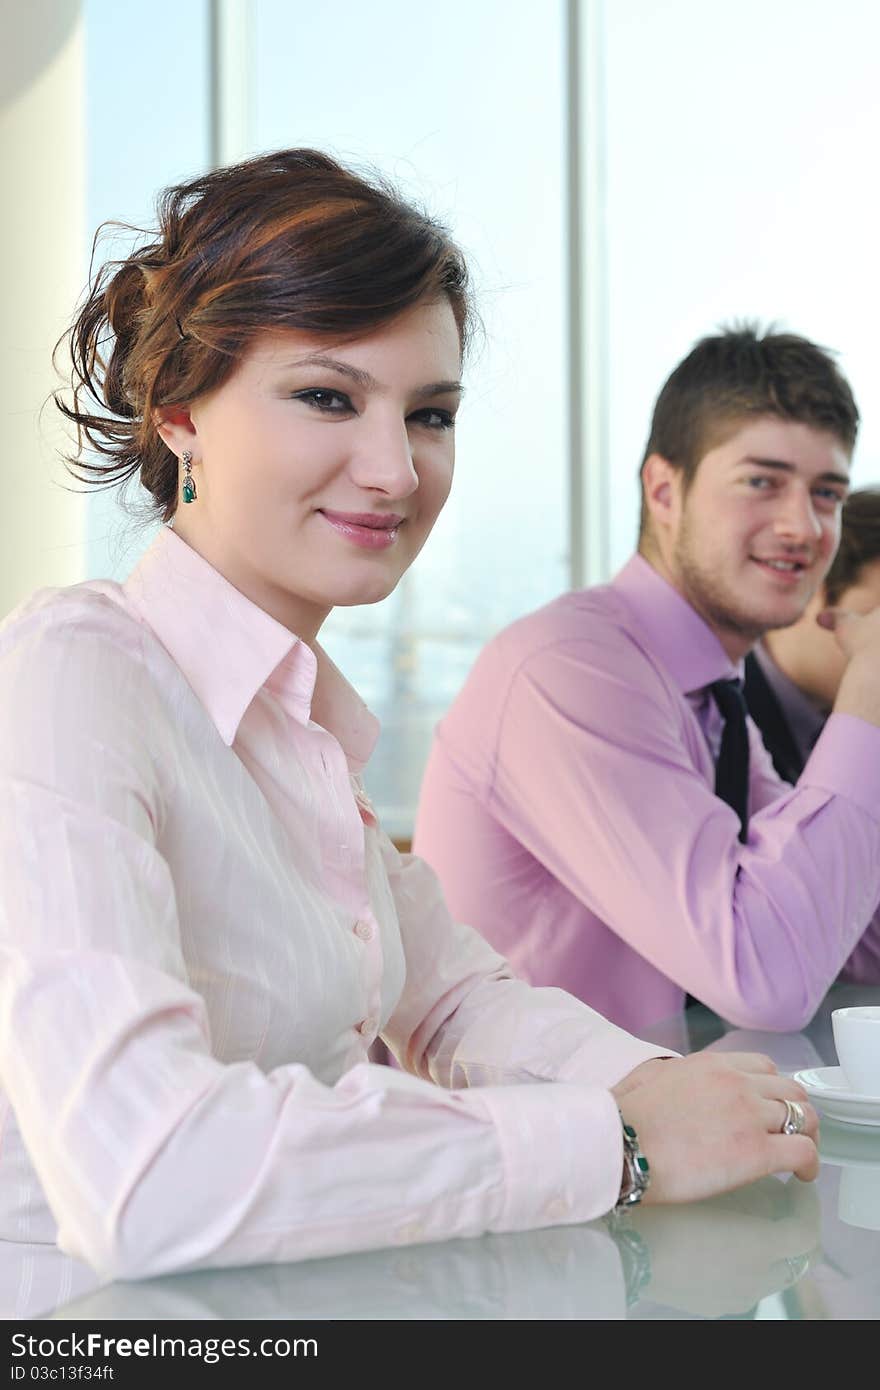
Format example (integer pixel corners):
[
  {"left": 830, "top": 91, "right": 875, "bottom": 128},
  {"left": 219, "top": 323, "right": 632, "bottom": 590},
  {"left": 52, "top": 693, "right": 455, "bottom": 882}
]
[{"left": 2, "top": 0, "right": 879, "bottom": 839}]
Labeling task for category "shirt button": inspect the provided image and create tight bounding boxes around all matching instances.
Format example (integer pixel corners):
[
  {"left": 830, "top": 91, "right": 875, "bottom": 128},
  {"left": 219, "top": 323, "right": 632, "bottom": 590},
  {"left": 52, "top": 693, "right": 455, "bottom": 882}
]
[
  {"left": 354, "top": 919, "right": 374, "bottom": 942},
  {"left": 357, "top": 1017, "right": 377, "bottom": 1037},
  {"left": 543, "top": 1197, "right": 570, "bottom": 1221}
]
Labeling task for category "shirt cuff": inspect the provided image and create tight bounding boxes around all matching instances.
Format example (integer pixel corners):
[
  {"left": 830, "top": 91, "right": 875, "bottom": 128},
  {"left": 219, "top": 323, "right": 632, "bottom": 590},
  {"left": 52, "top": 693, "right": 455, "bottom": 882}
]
[
  {"left": 478, "top": 1081, "right": 624, "bottom": 1230},
  {"left": 554, "top": 1027, "right": 679, "bottom": 1089},
  {"left": 802, "top": 712, "right": 880, "bottom": 822}
]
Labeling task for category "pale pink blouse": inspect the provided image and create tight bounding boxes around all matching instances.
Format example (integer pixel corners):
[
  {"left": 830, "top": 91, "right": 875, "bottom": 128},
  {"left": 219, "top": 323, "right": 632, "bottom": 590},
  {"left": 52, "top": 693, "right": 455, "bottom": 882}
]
[{"left": 0, "top": 527, "right": 664, "bottom": 1282}]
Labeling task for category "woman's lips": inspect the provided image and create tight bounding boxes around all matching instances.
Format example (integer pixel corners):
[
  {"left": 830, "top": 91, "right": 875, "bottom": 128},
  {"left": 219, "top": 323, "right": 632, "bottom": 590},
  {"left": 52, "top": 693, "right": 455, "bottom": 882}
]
[{"left": 318, "top": 510, "right": 403, "bottom": 550}]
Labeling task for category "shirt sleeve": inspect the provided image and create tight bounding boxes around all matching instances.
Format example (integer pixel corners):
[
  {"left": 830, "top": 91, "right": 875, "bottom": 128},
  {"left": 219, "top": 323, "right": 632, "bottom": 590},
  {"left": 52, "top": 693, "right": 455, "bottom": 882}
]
[
  {"left": 803, "top": 718, "right": 880, "bottom": 988},
  {"left": 440, "top": 631, "right": 880, "bottom": 1031},
  {"left": 379, "top": 838, "right": 669, "bottom": 1088},
  {"left": 748, "top": 710, "right": 880, "bottom": 989},
  {"left": 0, "top": 604, "right": 653, "bottom": 1283}
]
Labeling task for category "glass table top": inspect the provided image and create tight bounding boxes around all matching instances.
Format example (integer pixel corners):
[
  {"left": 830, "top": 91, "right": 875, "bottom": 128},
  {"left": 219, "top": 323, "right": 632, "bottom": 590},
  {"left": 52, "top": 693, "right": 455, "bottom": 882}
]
[{"left": 8, "top": 984, "right": 879, "bottom": 1322}]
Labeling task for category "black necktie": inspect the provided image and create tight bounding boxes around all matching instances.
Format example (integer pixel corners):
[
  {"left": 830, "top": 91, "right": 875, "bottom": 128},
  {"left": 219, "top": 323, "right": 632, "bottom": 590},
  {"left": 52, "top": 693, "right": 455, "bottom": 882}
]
[
  {"left": 710, "top": 678, "right": 750, "bottom": 844},
  {"left": 686, "top": 677, "right": 751, "bottom": 1011}
]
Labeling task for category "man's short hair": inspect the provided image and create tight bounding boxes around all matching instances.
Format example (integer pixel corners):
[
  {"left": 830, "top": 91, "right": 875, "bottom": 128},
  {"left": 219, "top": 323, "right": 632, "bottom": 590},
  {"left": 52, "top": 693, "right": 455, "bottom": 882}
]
[
  {"left": 823, "top": 488, "right": 880, "bottom": 605},
  {"left": 638, "top": 324, "right": 860, "bottom": 544}
]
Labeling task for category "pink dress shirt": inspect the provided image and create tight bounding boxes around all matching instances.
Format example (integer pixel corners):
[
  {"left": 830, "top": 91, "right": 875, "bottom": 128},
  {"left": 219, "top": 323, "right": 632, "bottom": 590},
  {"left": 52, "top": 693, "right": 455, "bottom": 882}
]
[
  {"left": 414, "top": 556, "right": 880, "bottom": 1034},
  {"left": 0, "top": 528, "right": 666, "bottom": 1289}
]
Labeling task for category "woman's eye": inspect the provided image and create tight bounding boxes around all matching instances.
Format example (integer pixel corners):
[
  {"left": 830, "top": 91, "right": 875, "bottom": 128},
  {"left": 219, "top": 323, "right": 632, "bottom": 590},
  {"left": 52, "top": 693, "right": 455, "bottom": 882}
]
[
  {"left": 409, "top": 408, "right": 456, "bottom": 431},
  {"left": 293, "top": 389, "right": 353, "bottom": 414},
  {"left": 747, "top": 475, "right": 773, "bottom": 489}
]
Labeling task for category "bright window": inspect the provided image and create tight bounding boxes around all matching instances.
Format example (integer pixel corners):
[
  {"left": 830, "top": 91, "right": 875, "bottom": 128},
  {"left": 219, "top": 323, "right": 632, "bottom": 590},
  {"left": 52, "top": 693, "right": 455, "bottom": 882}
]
[{"left": 83, "top": 0, "right": 879, "bottom": 838}]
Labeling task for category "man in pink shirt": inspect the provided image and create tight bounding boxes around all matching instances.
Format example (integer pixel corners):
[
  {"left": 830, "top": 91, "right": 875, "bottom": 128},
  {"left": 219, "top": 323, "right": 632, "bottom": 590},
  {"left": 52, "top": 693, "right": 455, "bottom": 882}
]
[{"left": 414, "top": 326, "right": 880, "bottom": 1033}]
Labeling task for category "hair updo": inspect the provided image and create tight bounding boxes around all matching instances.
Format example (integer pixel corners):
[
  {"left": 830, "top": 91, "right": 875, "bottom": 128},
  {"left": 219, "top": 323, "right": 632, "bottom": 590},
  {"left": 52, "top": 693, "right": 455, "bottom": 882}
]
[{"left": 57, "top": 149, "right": 473, "bottom": 522}]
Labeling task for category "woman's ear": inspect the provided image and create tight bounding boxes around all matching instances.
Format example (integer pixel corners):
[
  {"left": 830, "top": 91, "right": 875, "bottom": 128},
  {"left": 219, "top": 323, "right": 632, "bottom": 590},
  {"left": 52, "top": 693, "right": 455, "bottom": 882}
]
[{"left": 154, "top": 405, "right": 197, "bottom": 458}]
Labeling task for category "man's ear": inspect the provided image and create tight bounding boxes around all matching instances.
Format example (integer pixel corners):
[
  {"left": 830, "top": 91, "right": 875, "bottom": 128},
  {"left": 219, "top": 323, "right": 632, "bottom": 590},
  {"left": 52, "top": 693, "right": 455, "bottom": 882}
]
[
  {"left": 153, "top": 405, "right": 197, "bottom": 459},
  {"left": 641, "top": 453, "right": 681, "bottom": 538}
]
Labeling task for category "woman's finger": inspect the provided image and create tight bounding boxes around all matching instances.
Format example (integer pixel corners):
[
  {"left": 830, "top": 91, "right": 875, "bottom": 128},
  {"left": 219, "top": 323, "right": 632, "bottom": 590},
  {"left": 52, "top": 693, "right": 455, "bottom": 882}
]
[
  {"left": 753, "top": 1080, "right": 819, "bottom": 1140},
  {"left": 767, "top": 1133, "right": 820, "bottom": 1183}
]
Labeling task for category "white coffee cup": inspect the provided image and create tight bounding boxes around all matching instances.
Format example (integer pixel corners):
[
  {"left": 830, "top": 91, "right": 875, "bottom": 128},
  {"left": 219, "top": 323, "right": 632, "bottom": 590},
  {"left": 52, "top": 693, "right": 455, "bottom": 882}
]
[{"left": 832, "top": 1006, "right": 880, "bottom": 1095}]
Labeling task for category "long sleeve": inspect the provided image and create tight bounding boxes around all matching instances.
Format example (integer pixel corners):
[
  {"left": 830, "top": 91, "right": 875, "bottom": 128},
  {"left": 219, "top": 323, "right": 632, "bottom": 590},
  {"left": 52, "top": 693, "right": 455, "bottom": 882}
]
[
  {"left": 421, "top": 625, "right": 880, "bottom": 1032},
  {"left": 0, "top": 594, "right": 666, "bottom": 1284},
  {"left": 748, "top": 715, "right": 880, "bottom": 989},
  {"left": 380, "top": 838, "right": 666, "bottom": 1088},
  {"left": 837, "top": 916, "right": 880, "bottom": 984}
]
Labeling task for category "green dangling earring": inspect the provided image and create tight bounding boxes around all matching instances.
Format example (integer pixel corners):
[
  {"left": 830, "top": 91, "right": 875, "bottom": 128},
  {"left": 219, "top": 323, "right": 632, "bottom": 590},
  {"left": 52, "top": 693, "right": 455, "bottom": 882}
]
[{"left": 181, "top": 450, "right": 197, "bottom": 504}]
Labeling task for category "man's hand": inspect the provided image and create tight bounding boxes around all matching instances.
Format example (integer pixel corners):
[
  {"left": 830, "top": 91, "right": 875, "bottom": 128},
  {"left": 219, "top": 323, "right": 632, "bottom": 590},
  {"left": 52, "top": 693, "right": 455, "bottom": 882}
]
[{"left": 820, "top": 606, "right": 880, "bottom": 726}]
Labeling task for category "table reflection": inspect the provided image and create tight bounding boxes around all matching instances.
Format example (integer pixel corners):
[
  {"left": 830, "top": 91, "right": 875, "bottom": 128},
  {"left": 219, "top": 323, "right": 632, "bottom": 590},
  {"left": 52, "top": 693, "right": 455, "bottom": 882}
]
[
  {"left": 44, "top": 1175, "right": 819, "bottom": 1323},
  {"left": 819, "top": 1121, "right": 880, "bottom": 1233}
]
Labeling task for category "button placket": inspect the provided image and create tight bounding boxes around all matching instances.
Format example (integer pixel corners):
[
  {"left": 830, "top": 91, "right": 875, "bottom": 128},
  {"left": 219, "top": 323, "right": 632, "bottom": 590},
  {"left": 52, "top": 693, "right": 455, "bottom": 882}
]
[{"left": 351, "top": 775, "right": 378, "bottom": 828}]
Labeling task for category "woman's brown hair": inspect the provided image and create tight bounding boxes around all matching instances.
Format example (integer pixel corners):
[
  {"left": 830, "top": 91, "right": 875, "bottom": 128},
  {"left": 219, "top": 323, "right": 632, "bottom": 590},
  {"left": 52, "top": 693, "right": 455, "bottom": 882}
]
[
  {"left": 824, "top": 488, "right": 880, "bottom": 606},
  {"left": 56, "top": 149, "right": 473, "bottom": 522}
]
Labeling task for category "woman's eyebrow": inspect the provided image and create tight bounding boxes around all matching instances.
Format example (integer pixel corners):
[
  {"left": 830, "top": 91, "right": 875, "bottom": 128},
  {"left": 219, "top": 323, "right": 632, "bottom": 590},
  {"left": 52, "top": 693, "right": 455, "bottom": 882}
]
[
  {"left": 274, "top": 353, "right": 463, "bottom": 399},
  {"left": 412, "top": 380, "right": 464, "bottom": 401},
  {"left": 275, "top": 353, "right": 377, "bottom": 388}
]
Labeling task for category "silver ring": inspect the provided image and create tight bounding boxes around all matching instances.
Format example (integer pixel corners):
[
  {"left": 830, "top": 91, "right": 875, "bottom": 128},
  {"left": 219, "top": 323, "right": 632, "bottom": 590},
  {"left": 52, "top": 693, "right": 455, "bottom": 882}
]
[{"left": 781, "top": 1099, "right": 806, "bottom": 1135}]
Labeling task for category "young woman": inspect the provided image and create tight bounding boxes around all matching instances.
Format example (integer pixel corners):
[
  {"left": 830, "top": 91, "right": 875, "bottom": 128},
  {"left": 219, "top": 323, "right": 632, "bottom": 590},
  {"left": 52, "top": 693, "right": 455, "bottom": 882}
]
[{"left": 0, "top": 150, "right": 817, "bottom": 1284}]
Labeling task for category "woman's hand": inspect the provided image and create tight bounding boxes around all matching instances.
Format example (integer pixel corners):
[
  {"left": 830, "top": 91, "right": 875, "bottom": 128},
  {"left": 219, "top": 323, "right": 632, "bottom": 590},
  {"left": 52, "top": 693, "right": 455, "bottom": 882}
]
[
  {"left": 612, "top": 1051, "right": 819, "bottom": 1204},
  {"left": 611, "top": 1055, "right": 676, "bottom": 1098}
]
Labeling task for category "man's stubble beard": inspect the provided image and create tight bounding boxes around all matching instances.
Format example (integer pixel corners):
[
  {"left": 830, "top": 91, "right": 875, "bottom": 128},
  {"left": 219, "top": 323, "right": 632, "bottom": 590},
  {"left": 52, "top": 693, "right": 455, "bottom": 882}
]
[{"left": 673, "top": 519, "right": 805, "bottom": 647}]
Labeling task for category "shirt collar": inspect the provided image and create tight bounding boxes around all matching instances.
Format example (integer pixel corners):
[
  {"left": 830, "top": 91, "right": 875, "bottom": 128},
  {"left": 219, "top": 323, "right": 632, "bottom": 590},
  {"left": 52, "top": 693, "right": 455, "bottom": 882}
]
[
  {"left": 611, "top": 554, "right": 742, "bottom": 695},
  {"left": 123, "top": 527, "right": 379, "bottom": 768}
]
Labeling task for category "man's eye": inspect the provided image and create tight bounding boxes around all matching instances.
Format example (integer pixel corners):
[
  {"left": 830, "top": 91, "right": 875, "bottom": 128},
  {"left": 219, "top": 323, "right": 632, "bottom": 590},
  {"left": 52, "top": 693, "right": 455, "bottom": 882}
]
[{"left": 293, "top": 389, "right": 352, "bottom": 413}]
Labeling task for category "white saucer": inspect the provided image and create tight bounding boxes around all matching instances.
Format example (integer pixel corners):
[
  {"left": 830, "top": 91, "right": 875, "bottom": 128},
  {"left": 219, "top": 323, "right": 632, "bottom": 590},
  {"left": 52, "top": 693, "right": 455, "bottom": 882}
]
[
  {"left": 792, "top": 1067, "right": 880, "bottom": 1128},
  {"left": 819, "top": 1118, "right": 880, "bottom": 1166}
]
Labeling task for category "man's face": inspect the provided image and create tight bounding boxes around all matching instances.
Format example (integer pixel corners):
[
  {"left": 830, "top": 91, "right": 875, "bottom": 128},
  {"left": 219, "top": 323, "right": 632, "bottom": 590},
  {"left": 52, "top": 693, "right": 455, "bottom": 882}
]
[{"left": 663, "top": 416, "right": 851, "bottom": 657}]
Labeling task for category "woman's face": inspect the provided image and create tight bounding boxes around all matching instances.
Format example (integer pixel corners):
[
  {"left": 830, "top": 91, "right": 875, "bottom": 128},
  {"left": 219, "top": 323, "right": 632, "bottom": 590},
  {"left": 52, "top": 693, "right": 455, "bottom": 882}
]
[{"left": 159, "top": 297, "right": 462, "bottom": 640}]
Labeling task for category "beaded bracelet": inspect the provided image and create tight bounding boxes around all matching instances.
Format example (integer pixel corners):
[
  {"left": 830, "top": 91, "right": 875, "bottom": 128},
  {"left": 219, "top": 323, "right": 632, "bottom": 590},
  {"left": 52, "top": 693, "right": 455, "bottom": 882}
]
[{"left": 615, "top": 1110, "right": 651, "bottom": 1210}]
